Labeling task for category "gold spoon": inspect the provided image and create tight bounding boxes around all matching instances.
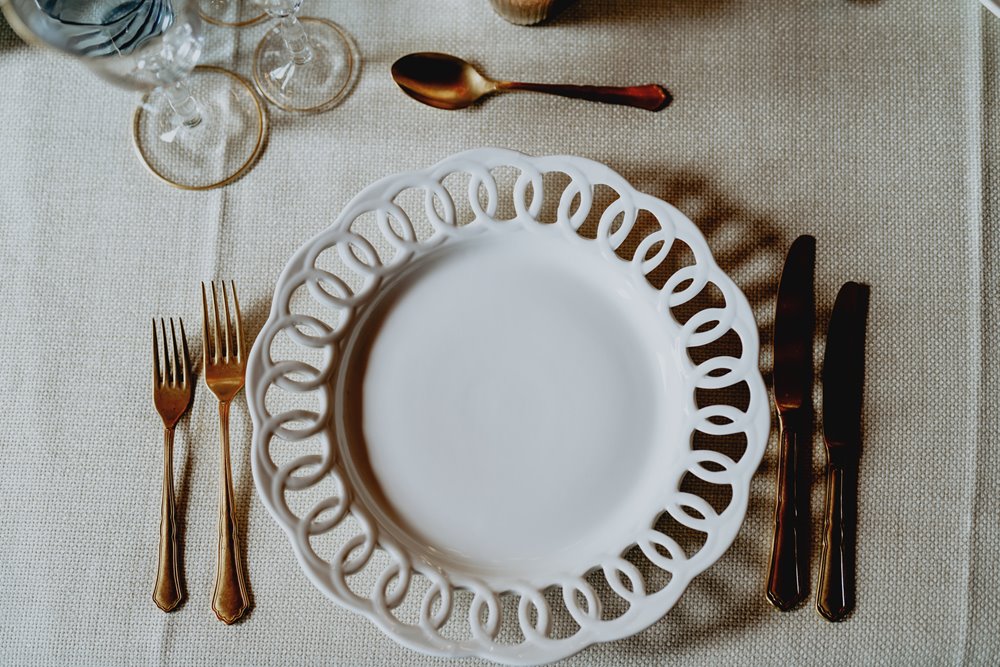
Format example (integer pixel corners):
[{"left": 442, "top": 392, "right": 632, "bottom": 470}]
[{"left": 391, "top": 52, "right": 672, "bottom": 112}]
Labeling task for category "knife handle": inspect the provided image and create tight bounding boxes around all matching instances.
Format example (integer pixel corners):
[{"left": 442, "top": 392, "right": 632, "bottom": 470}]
[
  {"left": 817, "top": 461, "right": 857, "bottom": 621},
  {"left": 766, "top": 409, "right": 811, "bottom": 610}
]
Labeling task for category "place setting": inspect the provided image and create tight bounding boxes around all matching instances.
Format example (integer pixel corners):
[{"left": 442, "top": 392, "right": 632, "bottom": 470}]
[
  {"left": 9, "top": 0, "right": 991, "bottom": 665},
  {"left": 133, "top": 164, "right": 870, "bottom": 660},
  {"left": 6, "top": 0, "right": 864, "bottom": 656}
]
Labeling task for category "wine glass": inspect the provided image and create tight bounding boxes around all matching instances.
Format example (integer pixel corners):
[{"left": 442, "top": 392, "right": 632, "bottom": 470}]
[
  {"left": 1, "top": 0, "right": 267, "bottom": 190},
  {"left": 251, "top": 0, "right": 359, "bottom": 113}
]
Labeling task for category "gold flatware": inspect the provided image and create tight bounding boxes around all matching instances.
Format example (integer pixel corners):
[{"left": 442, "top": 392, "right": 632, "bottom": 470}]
[
  {"left": 201, "top": 281, "right": 250, "bottom": 625},
  {"left": 151, "top": 318, "right": 193, "bottom": 612},
  {"left": 766, "top": 235, "right": 816, "bottom": 610},
  {"left": 817, "top": 282, "right": 870, "bottom": 622},
  {"left": 391, "top": 52, "right": 672, "bottom": 112}
]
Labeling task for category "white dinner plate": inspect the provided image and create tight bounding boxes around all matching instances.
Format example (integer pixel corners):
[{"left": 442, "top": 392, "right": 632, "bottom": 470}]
[{"left": 248, "top": 148, "right": 769, "bottom": 665}]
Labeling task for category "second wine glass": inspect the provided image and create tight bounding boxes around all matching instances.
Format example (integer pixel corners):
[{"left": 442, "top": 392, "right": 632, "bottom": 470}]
[{"left": 251, "top": 0, "right": 359, "bottom": 113}]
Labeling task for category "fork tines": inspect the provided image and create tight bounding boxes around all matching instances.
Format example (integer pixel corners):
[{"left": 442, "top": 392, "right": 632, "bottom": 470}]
[
  {"left": 201, "top": 281, "right": 245, "bottom": 365},
  {"left": 152, "top": 317, "right": 190, "bottom": 389}
]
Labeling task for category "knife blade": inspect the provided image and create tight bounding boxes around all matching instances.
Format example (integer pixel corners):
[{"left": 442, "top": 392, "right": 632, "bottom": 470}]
[
  {"left": 817, "top": 281, "right": 870, "bottom": 622},
  {"left": 766, "top": 234, "right": 816, "bottom": 611}
]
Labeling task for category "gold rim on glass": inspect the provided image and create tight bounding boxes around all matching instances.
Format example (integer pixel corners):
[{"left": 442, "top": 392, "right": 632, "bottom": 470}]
[
  {"left": 198, "top": 9, "right": 267, "bottom": 28},
  {"left": 252, "top": 17, "right": 358, "bottom": 114},
  {"left": 131, "top": 65, "right": 268, "bottom": 191}
]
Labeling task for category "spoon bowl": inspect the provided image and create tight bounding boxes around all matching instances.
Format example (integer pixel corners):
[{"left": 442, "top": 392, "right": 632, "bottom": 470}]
[{"left": 391, "top": 52, "right": 496, "bottom": 110}]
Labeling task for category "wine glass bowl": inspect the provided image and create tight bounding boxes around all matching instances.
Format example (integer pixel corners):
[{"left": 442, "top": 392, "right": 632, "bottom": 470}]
[
  {"left": 1, "top": 0, "right": 267, "bottom": 190},
  {"left": 2, "top": 0, "right": 201, "bottom": 91}
]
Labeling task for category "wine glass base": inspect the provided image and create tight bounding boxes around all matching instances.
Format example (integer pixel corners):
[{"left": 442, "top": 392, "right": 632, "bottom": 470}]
[
  {"left": 198, "top": 0, "right": 267, "bottom": 28},
  {"left": 132, "top": 66, "right": 267, "bottom": 191},
  {"left": 252, "top": 17, "right": 360, "bottom": 114}
]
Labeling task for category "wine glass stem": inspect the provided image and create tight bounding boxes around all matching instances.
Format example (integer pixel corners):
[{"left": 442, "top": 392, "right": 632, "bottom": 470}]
[
  {"left": 274, "top": 14, "right": 314, "bottom": 65},
  {"left": 163, "top": 79, "right": 203, "bottom": 129}
]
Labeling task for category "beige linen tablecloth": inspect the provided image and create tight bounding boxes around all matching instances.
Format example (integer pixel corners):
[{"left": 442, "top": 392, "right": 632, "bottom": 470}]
[{"left": 1, "top": 1, "right": 997, "bottom": 664}]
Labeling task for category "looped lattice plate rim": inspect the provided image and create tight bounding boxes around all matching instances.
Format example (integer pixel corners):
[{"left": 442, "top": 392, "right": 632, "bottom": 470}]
[{"left": 248, "top": 148, "right": 769, "bottom": 665}]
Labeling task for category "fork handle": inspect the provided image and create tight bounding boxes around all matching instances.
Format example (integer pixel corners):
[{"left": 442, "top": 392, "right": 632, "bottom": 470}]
[
  {"left": 212, "top": 400, "right": 249, "bottom": 624},
  {"left": 817, "top": 460, "right": 857, "bottom": 621},
  {"left": 153, "top": 427, "right": 182, "bottom": 612}
]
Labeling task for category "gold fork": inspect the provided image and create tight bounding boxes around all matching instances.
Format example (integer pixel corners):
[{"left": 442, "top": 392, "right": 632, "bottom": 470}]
[
  {"left": 151, "top": 318, "right": 192, "bottom": 612},
  {"left": 201, "top": 281, "right": 250, "bottom": 625}
]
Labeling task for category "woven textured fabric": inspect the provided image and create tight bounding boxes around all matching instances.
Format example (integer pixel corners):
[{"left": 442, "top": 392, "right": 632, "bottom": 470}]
[{"left": 0, "top": 1, "right": 996, "bottom": 664}]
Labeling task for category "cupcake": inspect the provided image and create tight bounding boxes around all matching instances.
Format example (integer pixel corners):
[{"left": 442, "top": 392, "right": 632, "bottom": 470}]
[{"left": 489, "top": 0, "right": 571, "bottom": 25}]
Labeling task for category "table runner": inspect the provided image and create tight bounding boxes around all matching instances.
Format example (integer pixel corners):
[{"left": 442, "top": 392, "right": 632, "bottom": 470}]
[{"left": 0, "top": 1, "right": 996, "bottom": 664}]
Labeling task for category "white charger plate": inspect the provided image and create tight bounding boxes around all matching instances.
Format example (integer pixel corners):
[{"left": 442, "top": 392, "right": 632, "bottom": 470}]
[{"left": 248, "top": 148, "right": 769, "bottom": 665}]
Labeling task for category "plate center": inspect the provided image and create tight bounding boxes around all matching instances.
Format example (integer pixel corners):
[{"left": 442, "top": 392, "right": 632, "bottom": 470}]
[{"left": 341, "top": 231, "right": 683, "bottom": 578}]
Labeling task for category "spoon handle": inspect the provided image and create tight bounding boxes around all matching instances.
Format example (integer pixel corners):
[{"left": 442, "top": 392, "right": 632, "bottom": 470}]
[{"left": 499, "top": 81, "right": 671, "bottom": 111}]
